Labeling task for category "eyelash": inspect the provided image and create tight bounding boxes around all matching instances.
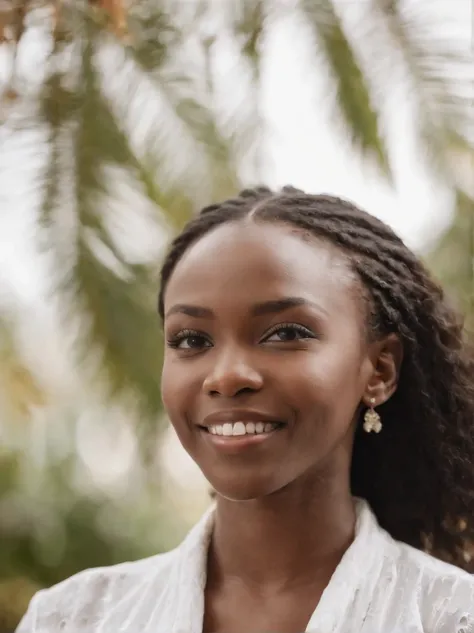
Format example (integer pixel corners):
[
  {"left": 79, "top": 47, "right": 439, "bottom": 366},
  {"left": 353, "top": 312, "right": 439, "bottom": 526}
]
[
  {"left": 166, "top": 329, "right": 210, "bottom": 349},
  {"left": 166, "top": 323, "right": 315, "bottom": 350},
  {"left": 264, "top": 322, "right": 315, "bottom": 341}
]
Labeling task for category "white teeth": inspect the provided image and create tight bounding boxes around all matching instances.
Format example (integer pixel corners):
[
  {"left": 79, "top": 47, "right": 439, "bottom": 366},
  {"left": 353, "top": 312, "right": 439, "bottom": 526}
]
[
  {"left": 222, "top": 423, "right": 233, "bottom": 436},
  {"left": 206, "top": 421, "right": 280, "bottom": 436},
  {"left": 232, "top": 422, "right": 246, "bottom": 436}
]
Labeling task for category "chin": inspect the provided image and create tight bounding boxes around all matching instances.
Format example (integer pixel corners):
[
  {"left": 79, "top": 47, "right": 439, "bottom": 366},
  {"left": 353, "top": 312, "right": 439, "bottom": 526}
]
[{"left": 206, "top": 473, "right": 285, "bottom": 503}]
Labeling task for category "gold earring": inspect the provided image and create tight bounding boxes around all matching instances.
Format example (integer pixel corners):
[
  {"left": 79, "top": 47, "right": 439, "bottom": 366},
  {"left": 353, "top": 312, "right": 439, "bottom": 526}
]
[{"left": 363, "top": 398, "right": 382, "bottom": 434}]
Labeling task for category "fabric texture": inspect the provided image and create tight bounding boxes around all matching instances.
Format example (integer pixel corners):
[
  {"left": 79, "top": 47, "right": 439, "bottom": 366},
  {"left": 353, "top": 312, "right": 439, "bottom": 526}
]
[{"left": 16, "top": 498, "right": 474, "bottom": 633}]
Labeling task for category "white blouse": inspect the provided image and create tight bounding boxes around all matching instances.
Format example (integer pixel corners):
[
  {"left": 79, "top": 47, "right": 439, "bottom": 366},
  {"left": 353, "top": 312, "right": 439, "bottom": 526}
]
[{"left": 17, "top": 499, "right": 474, "bottom": 633}]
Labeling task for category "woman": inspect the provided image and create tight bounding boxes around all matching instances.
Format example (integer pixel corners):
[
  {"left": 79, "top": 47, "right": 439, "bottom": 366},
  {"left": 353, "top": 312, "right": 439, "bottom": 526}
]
[{"left": 18, "top": 186, "right": 474, "bottom": 632}]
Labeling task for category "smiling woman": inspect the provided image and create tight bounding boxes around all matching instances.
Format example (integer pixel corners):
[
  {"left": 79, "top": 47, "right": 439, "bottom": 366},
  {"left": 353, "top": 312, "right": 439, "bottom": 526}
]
[{"left": 17, "top": 187, "right": 474, "bottom": 633}]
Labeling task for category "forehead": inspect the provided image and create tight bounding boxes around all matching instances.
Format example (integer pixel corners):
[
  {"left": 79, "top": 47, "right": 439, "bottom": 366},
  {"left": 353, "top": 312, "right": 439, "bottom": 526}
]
[{"left": 164, "top": 221, "right": 363, "bottom": 322}]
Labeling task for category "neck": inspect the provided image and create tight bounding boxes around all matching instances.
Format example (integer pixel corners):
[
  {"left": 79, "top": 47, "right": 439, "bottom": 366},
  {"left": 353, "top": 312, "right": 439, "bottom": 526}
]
[{"left": 208, "top": 473, "right": 356, "bottom": 592}]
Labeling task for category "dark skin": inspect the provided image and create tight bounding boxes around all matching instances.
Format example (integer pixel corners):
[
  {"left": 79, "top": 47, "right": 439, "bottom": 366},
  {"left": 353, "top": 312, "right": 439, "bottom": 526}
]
[{"left": 162, "top": 221, "right": 402, "bottom": 633}]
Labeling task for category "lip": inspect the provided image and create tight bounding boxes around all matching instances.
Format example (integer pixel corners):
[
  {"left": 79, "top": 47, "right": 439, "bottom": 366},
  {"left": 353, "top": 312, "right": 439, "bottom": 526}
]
[{"left": 200, "top": 409, "right": 284, "bottom": 428}]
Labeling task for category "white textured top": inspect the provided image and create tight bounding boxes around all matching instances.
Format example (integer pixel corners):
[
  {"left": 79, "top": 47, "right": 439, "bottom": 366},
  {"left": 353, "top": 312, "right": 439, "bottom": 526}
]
[{"left": 17, "top": 499, "right": 474, "bottom": 633}]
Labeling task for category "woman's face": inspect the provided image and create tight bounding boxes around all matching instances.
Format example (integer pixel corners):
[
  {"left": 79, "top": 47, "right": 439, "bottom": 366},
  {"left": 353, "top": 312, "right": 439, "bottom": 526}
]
[{"left": 161, "top": 221, "right": 378, "bottom": 500}]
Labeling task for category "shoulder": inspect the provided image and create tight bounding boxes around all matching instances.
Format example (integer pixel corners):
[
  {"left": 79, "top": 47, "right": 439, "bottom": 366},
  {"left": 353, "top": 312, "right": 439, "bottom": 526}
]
[
  {"left": 16, "top": 550, "right": 177, "bottom": 632},
  {"left": 389, "top": 537, "right": 474, "bottom": 631}
]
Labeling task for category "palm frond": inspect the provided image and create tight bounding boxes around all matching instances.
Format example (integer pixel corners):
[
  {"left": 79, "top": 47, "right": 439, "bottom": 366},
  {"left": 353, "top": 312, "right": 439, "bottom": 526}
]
[
  {"left": 426, "top": 190, "right": 474, "bottom": 333},
  {"left": 117, "top": 0, "right": 241, "bottom": 203},
  {"left": 126, "top": 1, "right": 179, "bottom": 71},
  {"left": 215, "top": 0, "right": 266, "bottom": 181},
  {"left": 235, "top": 0, "right": 264, "bottom": 68},
  {"left": 38, "top": 69, "right": 78, "bottom": 229},
  {"left": 375, "top": 0, "right": 474, "bottom": 182},
  {"left": 73, "top": 242, "right": 163, "bottom": 422},
  {"left": 134, "top": 154, "right": 195, "bottom": 232},
  {"left": 121, "top": 63, "right": 240, "bottom": 205},
  {"left": 300, "top": 0, "right": 391, "bottom": 176},
  {"left": 32, "top": 13, "right": 166, "bottom": 423},
  {"left": 0, "top": 315, "right": 47, "bottom": 422},
  {"left": 66, "top": 24, "right": 163, "bottom": 422}
]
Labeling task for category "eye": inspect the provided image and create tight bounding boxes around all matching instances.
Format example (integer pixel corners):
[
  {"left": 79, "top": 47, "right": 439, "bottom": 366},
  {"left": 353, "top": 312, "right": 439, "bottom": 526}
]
[
  {"left": 262, "top": 323, "right": 315, "bottom": 343},
  {"left": 167, "top": 329, "right": 212, "bottom": 350}
]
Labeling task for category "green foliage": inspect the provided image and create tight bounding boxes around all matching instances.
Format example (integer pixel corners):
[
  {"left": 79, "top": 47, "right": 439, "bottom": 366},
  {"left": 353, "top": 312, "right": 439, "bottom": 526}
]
[
  {"left": 0, "top": 408, "right": 186, "bottom": 629},
  {"left": 426, "top": 190, "right": 474, "bottom": 336},
  {"left": 301, "top": 0, "right": 390, "bottom": 175},
  {"left": 375, "top": 0, "right": 474, "bottom": 180},
  {"left": 0, "top": 317, "right": 47, "bottom": 421}
]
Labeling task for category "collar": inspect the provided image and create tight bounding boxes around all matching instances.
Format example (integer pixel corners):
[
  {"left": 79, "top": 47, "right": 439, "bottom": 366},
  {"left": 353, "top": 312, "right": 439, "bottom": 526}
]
[{"left": 167, "top": 497, "right": 388, "bottom": 633}]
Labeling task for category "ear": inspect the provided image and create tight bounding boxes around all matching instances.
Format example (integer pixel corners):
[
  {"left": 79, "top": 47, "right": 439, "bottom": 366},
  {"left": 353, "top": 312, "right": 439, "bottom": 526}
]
[{"left": 362, "top": 333, "right": 403, "bottom": 407}]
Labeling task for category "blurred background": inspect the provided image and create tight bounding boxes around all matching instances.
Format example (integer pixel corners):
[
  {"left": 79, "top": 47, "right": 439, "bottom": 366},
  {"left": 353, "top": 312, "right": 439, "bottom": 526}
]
[{"left": 0, "top": 0, "right": 473, "bottom": 629}]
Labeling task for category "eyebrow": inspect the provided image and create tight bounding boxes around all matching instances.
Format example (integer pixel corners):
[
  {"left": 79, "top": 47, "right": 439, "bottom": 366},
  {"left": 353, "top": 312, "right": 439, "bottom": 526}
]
[
  {"left": 165, "top": 304, "right": 214, "bottom": 319},
  {"left": 165, "top": 297, "right": 327, "bottom": 319}
]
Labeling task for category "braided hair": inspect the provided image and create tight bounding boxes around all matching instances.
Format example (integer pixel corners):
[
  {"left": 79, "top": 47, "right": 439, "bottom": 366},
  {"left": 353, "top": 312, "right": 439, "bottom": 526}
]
[{"left": 158, "top": 185, "right": 474, "bottom": 571}]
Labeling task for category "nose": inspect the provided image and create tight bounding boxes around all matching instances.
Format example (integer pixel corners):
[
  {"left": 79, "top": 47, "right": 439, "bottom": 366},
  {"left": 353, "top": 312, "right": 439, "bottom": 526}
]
[{"left": 203, "top": 349, "right": 264, "bottom": 397}]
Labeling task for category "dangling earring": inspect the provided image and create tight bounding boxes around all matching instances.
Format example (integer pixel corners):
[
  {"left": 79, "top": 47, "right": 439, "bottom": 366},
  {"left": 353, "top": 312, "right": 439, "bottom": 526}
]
[{"left": 363, "top": 397, "right": 382, "bottom": 434}]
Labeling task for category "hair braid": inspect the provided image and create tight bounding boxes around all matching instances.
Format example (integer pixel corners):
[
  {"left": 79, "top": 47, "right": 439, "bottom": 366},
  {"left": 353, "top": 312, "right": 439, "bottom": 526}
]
[{"left": 158, "top": 186, "right": 474, "bottom": 570}]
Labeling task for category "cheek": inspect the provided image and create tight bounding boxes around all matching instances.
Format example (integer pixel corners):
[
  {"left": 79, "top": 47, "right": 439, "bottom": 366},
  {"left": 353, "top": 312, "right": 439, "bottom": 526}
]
[
  {"left": 160, "top": 356, "right": 172, "bottom": 407},
  {"left": 286, "top": 347, "right": 364, "bottom": 415},
  {"left": 161, "top": 361, "right": 193, "bottom": 454},
  {"left": 161, "top": 356, "right": 202, "bottom": 425},
  {"left": 161, "top": 356, "right": 185, "bottom": 419}
]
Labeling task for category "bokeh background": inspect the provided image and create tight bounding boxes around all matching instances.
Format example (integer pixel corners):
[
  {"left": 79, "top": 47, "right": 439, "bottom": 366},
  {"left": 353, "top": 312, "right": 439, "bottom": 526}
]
[{"left": 0, "top": 0, "right": 473, "bottom": 630}]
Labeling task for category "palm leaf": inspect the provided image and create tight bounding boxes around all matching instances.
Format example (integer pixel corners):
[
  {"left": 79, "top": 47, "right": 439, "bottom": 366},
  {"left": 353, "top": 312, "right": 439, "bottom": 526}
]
[
  {"left": 217, "top": 0, "right": 266, "bottom": 180},
  {"left": 120, "top": 0, "right": 240, "bottom": 203},
  {"left": 38, "top": 70, "right": 78, "bottom": 230},
  {"left": 125, "top": 0, "right": 178, "bottom": 71},
  {"left": 121, "top": 66, "right": 240, "bottom": 206},
  {"left": 299, "top": 0, "right": 390, "bottom": 175},
  {"left": 66, "top": 26, "right": 164, "bottom": 422},
  {"left": 375, "top": 0, "right": 474, "bottom": 181},
  {"left": 134, "top": 154, "right": 195, "bottom": 232},
  {"left": 32, "top": 12, "right": 165, "bottom": 425},
  {"left": 235, "top": 0, "right": 264, "bottom": 67},
  {"left": 73, "top": 243, "right": 163, "bottom": 425},
  {"left": 426, "top": 190, "right": 474, "bottom": 334},
  {"left": 0, "top": 315, "right": 47, "bottom": 422}
]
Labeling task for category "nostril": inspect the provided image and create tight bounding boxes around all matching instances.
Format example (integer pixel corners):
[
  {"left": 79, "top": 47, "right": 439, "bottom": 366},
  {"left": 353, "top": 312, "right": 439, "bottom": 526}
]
[{"left": 207, "top": 386, "right": 259, "bottom": 398}]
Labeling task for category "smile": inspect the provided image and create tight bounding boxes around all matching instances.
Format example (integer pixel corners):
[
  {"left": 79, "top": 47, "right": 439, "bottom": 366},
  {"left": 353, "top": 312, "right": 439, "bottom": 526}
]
[
  {"left": 205, "top": 421, "right": 282, "bottom": 436},
  {"left": 199, "top": 421, "right": 286, "bottom": 453}
]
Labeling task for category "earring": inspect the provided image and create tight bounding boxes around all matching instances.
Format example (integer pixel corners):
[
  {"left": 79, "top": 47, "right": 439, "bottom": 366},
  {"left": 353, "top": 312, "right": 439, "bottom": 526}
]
[{"left": 363, "top": 398, "right": 382, "bottom": 434}]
